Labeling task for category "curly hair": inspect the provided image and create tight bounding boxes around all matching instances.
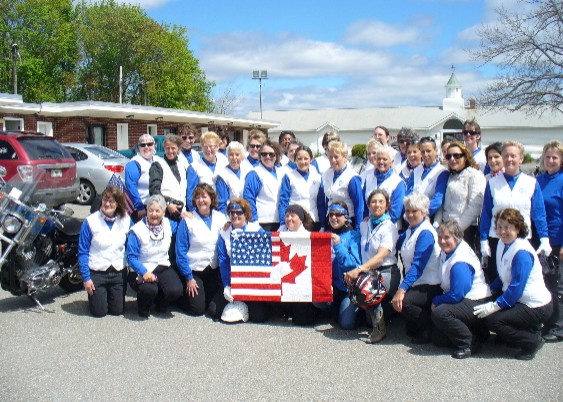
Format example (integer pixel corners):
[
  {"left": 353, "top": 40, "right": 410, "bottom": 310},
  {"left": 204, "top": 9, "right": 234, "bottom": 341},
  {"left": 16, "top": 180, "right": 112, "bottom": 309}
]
[{"left": 494, "top": 208, "right": 528, "bottom": 238}]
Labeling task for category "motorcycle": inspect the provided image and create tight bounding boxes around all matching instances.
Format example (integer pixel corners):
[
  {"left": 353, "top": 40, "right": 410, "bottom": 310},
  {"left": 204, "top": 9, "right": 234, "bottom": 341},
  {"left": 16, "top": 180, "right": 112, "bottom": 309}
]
[{"left": 0, "top": 166, "right": 83, "bottom": 309}]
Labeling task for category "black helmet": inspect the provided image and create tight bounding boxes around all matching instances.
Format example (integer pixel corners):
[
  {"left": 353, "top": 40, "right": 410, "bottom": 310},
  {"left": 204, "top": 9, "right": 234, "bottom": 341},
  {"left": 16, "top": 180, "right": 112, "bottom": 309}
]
[{"left": 348, "top": 271, "right": 387, "bottom": 310}]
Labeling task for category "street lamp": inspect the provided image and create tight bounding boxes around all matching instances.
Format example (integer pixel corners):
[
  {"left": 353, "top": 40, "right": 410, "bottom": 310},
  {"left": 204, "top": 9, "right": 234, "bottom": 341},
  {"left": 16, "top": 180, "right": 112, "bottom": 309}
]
[{"left": 252, "top": 70, "right": 268, "bottom": 119}]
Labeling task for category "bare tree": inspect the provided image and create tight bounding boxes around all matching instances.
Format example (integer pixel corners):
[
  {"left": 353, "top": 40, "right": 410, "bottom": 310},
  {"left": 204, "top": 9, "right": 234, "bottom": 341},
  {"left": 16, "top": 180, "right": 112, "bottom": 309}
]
[
  {"left": 209, "top": 86, "right": 241, "bottom": 115},
  {"left": 470, "top": 0, "right": 562, "bottom": 115}
]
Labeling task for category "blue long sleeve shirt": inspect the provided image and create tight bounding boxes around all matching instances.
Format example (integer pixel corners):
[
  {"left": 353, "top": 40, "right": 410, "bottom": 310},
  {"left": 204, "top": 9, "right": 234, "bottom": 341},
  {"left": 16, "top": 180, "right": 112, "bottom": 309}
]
[
  {"left": 335, "top": 169, "right": 364, "bottom": 231},
  {"left": 332, "top": 229, "right": 362, "bottom": 292},
  {"left": 398, "top": 223, "right": 436, "bottom": 291},
  {"left": 216, "top": 165, "right": 240, "bottom": 214},
  {"left": 480, "top": 172, "right": 549, "bottom": 240},
  {"left": 243, "top": 166, "right": 277, "bottom": 222},
  {"left": 492, "top": 246, "right": 534, "bottom": 309},
  {"left": 537, "top": 169, "right": 563, "bottom": 247},
  {"left": 124, "top": 160, "right": 145, "bottom": 210},
  {"left": 405, "top": 164, "right": 449, "bottom": 218},
  {"left": 126, "top": 219, "right": 178, "bottom": 275},
  {"left": 278, "top": 169, "right": 327, "bottom": 225},
  {"left": 362, "top": 169, "right": 405, "bottom": 223},
  {"left": 185, "top": 165, "right": 199, "bottom": 212},
  {"left": 175, "top": 213, "right": 213, "bottom": 280},
  {"left": 432, "top": 258, "right": 474, "bottom": 306}
]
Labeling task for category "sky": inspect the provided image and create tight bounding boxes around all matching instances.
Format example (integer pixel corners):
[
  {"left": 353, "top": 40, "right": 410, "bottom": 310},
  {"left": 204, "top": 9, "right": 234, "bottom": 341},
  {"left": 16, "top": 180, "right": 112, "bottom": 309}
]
[{"left": 121, "top": 0, "right": 518, "bottom": 116}]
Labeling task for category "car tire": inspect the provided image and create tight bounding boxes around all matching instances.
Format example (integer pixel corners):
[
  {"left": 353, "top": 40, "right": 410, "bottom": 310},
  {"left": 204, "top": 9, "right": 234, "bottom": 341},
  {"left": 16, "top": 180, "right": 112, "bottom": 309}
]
[{"left": 77, "top": 180, "right": 95, "bottom": 205}]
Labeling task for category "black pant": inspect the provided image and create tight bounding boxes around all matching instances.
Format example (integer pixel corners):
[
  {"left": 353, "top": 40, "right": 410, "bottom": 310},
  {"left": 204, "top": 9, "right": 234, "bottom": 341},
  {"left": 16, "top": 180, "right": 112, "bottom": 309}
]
[
  {"left": 484, "top": 237, "right": 500, "bottom": 284},
  {"left": 463, "top": 225, "right": 480, "bottom": 257},
  {"left": 179, "top": 267, "right": 222, "bottom": 316},
  {"left": 88, "top": 268, "right": 127, "bottom": 317},
  {"left": 431, "top": 298, "right": 488, "bottom": 349},
  {"left": 379, "top": 264, "right": 401, "bottom": 321},
  {"left": 136, "top": 265, "right": 183, "bottom": 316},
  {"left": 402, "top": 284, "right": 443, "bottom": 337},
  {"left": 485, "top": 301, "right": 553, "bottom": 349},
  {"left": 542, "top": 246, "right": 562, "bottom": 337}
]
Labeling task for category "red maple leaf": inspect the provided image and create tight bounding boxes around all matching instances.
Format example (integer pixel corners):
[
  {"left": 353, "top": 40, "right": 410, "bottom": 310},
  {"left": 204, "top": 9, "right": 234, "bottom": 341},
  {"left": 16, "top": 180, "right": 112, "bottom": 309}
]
[{"left": 279, "top": 240, "right": 308, "bottom": 284}]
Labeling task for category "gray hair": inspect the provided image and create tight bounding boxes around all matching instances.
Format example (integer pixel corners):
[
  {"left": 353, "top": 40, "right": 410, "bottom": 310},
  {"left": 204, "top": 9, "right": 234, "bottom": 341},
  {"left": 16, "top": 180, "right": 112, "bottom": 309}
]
[
  {"left": 227, "top": 141, "right": 245, "bottom": 155},
  {"left": 376, "top": 145, "right": 395, "bottom": 158},
  {"left": 146, "top": 194, "right": 166, "bottom": 211},
  {"left": 164, "top": 134, "right": 184, "bottom": 148},
  {"left": 138, "top": 134, "right": 154, "bottom": 144},
  {"left": 437, "top": 220, "right": 463, "bottom": 243},
  {"left": 403, "top": 192, "right": 429, "bottom": 216}
]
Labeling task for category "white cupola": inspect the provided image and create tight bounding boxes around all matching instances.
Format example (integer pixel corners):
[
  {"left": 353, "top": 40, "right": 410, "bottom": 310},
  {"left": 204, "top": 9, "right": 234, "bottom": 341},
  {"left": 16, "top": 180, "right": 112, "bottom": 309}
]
[{"left": 443, "top": 66, "right": 465, "bottom": 110}]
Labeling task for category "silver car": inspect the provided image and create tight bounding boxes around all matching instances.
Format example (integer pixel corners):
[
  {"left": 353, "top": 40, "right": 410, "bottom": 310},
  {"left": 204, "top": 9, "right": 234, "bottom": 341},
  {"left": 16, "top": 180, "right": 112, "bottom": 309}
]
[{"left": 63, "top": 143, "right": 129, "bottom": 205}]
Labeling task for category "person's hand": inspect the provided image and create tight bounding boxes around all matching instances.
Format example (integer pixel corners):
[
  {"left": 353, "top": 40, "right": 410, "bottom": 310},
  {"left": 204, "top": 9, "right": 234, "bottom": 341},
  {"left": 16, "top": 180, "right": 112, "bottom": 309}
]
[
  {"left": 83, "top": 280, "right": 95, "bottom": 296},
  {"left": 223, "top": 286, "right": 234, "bottom": 302},
  {"left": 136, "top": 209, "right": 147, "bottom": 219},
  {"left": 473, "top": 301, "right": 501, "bottom": 318},
  {"left": 536, "top": 238, "right": 552, "bottom": 256},
  {"left": 167, "top": 203, "right": 179, "bottom": 217},
  {"left": 187, "top": 279, "right": 199, "bottom": 297},
  {"left": 392, "top": 289, "right": 406, "bottom": 313},
  {"left": 143, "top": 272, "right": 157, "bottom": 283},
  {"left": 222, "top": 222, "right": 232, "bottom": 231},
  {"left": 331, "top": 233, "right": 340, "bottom": 246},
  {"left": 344, "top": 267, "right": 361, "bottom": 287},
  {"left": 183, "top": 211, "right": 194, "bottom": 219},
  {"left": 480, "top": 240, "right": 491, "bottom": 258},
  {"left": 431, "top": 303, "right": 436, "bottom": 311}
]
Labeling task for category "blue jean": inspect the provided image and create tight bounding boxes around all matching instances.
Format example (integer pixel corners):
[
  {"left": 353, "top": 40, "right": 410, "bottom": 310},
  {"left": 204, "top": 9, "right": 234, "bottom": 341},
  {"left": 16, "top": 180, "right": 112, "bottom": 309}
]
[{"left": 315, "top": 287, "right": 361, "bottom": 330}]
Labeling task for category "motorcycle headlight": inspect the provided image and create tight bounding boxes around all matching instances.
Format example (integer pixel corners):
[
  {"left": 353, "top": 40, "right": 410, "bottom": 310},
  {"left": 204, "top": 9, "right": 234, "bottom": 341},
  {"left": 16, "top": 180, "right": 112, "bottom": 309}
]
[{"left": 2, "top": 215, "right": 22, "bottom": 234}]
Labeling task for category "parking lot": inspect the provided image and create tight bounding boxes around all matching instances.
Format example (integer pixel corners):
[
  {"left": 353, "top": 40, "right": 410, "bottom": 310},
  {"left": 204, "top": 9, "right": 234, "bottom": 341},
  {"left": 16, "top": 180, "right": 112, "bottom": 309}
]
[{"left": 0, "top": 204, "right": 561, "bottom": 401}]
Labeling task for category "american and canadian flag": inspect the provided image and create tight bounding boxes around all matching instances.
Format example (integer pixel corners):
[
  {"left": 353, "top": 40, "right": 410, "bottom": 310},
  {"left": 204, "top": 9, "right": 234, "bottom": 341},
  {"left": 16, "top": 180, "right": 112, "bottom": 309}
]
[{"left": 230, "top": 231, "right": 333, "bottom": 302}]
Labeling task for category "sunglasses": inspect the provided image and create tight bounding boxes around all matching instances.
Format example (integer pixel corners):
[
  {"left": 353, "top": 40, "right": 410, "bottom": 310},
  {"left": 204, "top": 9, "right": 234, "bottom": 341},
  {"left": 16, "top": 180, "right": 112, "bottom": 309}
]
[
  {"left": 445, "top": 153, "right": 464, "bottom": 160},
  {"left": 139, "top": 142, "right": 154, "bottom": 148},
  {"left": 182, "top": 135, "right": 196, "bottom": 141},
  {"left": 249, "top": 144, "right": 262, "bottom": 149},
  {"left": 398, "top": 139, "right": 411, "bottom": 144},
  {"left": 228, "top": 210, "right": 244, "bottom": 216},
  {"left": 260, "top": 152, "right": 276, "bottom": 158},
  {"left": 462, "top": 130, "right": 479, "bottom": 136},
  {"left": 328, "top": 212, "right": 344, "bottom": 218}
]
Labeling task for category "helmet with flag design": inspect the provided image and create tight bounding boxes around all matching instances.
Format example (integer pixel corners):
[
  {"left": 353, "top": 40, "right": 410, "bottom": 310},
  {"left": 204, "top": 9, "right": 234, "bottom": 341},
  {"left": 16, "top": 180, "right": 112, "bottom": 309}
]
[
  {"left": 221, "top": 301, "right": 250, "bottom": 323},
  {"left": 348, "top": 271, "right": 387, "bottom": 310}
]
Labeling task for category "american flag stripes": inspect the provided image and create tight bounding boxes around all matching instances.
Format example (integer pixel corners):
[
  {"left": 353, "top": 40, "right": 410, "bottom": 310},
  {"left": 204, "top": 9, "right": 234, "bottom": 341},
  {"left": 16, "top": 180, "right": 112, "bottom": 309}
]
[{"left": 107, "top": 173, "right": 135, "bottom": 214}]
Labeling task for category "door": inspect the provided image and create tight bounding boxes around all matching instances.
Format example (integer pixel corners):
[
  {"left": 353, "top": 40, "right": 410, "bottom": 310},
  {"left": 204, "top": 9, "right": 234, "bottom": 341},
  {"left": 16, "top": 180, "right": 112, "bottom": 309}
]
[{"left": 116, "top": 123, "right": 129, "bottom": 150}]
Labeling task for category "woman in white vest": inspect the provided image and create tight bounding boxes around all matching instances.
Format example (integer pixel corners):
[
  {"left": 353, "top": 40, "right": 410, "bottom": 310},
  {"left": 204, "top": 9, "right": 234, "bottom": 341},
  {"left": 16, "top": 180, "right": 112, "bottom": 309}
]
[
  {"left": 363, "top": 145, "right": 406, "bottom": 225},
  {"left": 474, "top": 208, "right": 552, "bottom": 360},
  {"left": 312, "top": 130, "right": 340, "bottom": 175},
  {"left": 392, "top": 193, "right": 441, "bottom": 344},
  {"left": 190, "top": 131, "right": 228, "bottom": 190},
  {"left": 483, "top": 142, "right": 504, "bottom": 181},
  {"left": 78, "top": 186, "right": 132, "bottom": 317},
  {"left": 125, "top": 134, "right": 161, "bottom": 221},
  {"left": 175, "top": 183, "right": 227, "bottom": 316},
  {"left": 212, "top": 198, "right": 268, "bottom": 323},
  {"left": 216, "top": 141, "right": 251, "bottom": 215},
  {"left": 437, "top": 141, "right": 486, "bottom": 253},
  {"left": 349, "top": 189, "right": 399, "bottom": 344},
  {"left": 149, "top": 134, "right": 195, "bottom": 220},
  {"left": 479, "top": 141, "right": 551, "bottom": 283},
  {"left": 127, "top": 195, "right": 182, "bottom": 318},
  {"left": 279, "top": 145, "right": 326, "bottom": 231},
  {"left": 243, "top": 139, "right": 288, "bottom": 231},
  {"left": 431, "top": 220, "right": 492, "bottom": 359},
  {"left": 399, "top": 142, "right": 422, "bottom": 183},
  {"left": 322, "top": 141, "right": 364, "bottom": 230}
]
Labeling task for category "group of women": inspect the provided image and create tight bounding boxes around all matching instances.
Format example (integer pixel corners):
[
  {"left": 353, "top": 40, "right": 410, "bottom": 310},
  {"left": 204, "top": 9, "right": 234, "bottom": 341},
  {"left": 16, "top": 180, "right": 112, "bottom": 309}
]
[{"left": 78, "top": 125, "right": 561, "bottom": 360}]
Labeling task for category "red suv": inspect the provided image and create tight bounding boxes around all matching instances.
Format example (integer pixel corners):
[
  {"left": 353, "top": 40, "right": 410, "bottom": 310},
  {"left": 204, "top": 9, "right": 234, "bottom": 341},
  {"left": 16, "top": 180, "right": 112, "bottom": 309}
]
[{"left": 0, "top": 131, "right": 79, "bottom": 207}]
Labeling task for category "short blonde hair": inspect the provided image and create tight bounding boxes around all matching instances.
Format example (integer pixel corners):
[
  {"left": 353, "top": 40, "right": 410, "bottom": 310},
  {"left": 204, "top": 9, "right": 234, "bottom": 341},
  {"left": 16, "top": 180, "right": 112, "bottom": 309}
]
[
  {"left": 539, "top": 140, "right": 562, "bottom": 172},
  {"left": 327, "top": 141, "right": 348, "bottom": 158},
  {"left": 501, "top": 140, "right": 525, "bottom": 157},
  {"left": 200, "top": 131, "right": 220, "bottom": 145}
]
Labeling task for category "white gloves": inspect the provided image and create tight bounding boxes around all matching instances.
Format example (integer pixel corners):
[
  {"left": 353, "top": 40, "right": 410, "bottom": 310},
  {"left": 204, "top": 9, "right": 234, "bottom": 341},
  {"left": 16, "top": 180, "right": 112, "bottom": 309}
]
[
  {"left": 480, "top": 240, "right": 491, "bottom": 258},
  {"left": 536, "top": 238, "right": 552, "bottom": 256},
  {"left": 223, "top": 286, "right": 234, "bottom": 302},
  {"left": 473, "top": 301, "right": 501, "bottom": 318}
]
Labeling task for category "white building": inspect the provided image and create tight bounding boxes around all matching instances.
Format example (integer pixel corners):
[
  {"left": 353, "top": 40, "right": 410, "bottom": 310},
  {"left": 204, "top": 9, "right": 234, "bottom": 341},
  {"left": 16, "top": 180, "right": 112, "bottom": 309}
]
[{"left": 248, "top": 72, "right": 562, "bottom": 158}]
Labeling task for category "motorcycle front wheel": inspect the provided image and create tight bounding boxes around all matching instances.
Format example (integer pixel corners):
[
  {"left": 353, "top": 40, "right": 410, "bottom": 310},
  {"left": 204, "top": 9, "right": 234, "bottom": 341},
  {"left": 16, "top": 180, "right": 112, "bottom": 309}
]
[{"left": 59, "top": 271, "right": 83, "bottom": 293}]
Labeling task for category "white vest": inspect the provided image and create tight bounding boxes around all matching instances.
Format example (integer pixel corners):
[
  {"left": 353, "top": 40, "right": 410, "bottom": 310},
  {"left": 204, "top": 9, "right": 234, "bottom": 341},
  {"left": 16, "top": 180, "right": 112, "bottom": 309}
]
[
  {"left": 219, "top": 222, "right": 262, "bottom": 258},
  {"left": 254, "top": 164, "right": 283, "bottom": 223},
  {"left": 360, "top": 219, "right": 398, "bottom": 267},
  {"left": 285, "top": 169, "right": 322, "bottom": 222},
  {"left": 497, "top": 238, "right": 551, "bottom": 308},
  {"left": 131, "top": 155, "right": 160, "bottom": 205},
  {"left": 363, "top": 170, "right": 403, "bottom": 203},
  {"left": 400, "top": 220, "right": 441, "bottom": 286},
  {"left": 183, "top": 211, "right": 227, "bottom": 271},
  {"left": 488, "top": 174, "right": 535, "bottom": 238},
  {"left": 191, "top": 154, "right": 228, "bottom": 189},
  {"left": 130, "top": 218, "right": 173, "bottom": 273},
  {"left": 314, "top": 155, "right": 330, "bottom": 175},
  {"left": 439, "top": 240, "right": 491, "bottom": 300},
  {"left": 323, "top": 167, "right": 360, "bottom": 218},
  {"left": 412, "top": 163, "right": 446, "bottom": 198},
  {"left": 217, "top": 164, "right": 251, "bottom": 200},
  {"left": 156, "top": 158, "right": 188, "bottom": 203},
  {"left": 86, "top": 212, "right": 130, "bottom": 271}
]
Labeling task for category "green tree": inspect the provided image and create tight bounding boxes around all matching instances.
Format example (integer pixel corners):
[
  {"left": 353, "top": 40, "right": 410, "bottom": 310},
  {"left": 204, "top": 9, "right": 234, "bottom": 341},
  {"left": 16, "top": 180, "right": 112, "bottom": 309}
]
[
  {"left": 72, "top": 0, "right": 213, "bottom": 110},
  {"left": 0, "top": 0, "right": 78, "bottom": 102}
]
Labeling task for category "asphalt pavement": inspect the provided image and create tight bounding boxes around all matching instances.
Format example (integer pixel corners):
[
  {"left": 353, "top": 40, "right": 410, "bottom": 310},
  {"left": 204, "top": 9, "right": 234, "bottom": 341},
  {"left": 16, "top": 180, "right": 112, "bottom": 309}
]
[{"left": 0, "top": 203, "right": 561, "bottom": 401}]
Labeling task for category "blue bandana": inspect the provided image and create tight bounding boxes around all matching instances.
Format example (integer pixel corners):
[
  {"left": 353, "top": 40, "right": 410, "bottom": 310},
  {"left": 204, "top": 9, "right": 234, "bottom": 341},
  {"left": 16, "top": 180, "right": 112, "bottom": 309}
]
[
  {"left": 370, "top": 212, "right": 390, "bottom": 229},
  {"left": 328, "top": 204, "right": 351, "bottom": 223}
]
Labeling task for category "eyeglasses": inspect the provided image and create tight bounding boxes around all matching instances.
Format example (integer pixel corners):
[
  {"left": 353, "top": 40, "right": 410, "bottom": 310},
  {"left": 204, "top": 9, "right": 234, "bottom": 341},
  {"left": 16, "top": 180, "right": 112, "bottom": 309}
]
[
  {"left": 182, "top": 135, "right": 196, "bottom": 141},
  {"left": 139, "top": 142, "right": 154, "bottom": 148},
  {"left": 228, "top": 210, "right": 244, "bottom": 216},
  {"left": 260, "top": 152, "right": 276, "bottom": 158},
  {"left": 328, "top": 212, "right": 344, "bottom": 218},
  {"left": 248, "top": 144, "right": 262, "bottom": 149},
  {"left": 445, "top": 153, "right": 464, "bottom": 160},
  {"left": 102, "top": 198, "right": 116, "bottom": 204},
  {"left": 462, "top": 130, "right": 479, "bottom": 136}
]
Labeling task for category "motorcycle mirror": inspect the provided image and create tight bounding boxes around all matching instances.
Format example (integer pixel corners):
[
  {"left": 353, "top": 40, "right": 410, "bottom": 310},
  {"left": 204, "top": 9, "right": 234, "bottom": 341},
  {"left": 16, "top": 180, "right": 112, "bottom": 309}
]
[{"left": 63, "top": 205, "right": 74, "bottom": 216}]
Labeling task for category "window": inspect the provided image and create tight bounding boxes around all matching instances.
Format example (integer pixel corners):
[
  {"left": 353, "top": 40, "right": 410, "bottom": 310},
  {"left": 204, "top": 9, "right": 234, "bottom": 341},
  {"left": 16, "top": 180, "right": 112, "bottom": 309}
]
[
  {"left": 3, "top": 117, "right": 24, "bottom": 131},
  {"left": 147, "top": 124, "right": 157, "bottom": 135},
  {"left": 0, "top": 140, "right": 18, "bottom": 160},
  {"left": 37, "top": 121, "right": 53, "bottom": 136},
  {"left": 116, "top": 123, "right": 128, "bottom": 150},
  {"left": 87, "top": 126, "right": 105, "bottom": 145}
]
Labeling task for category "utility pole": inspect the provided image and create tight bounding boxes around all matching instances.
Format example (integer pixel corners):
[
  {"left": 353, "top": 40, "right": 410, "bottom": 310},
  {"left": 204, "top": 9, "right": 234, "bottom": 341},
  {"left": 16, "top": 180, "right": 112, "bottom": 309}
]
[
  {"left": 12, "top": 43, "right": 20, "bottom": 95},
  {"left": 252, "top": 70, "right": 268, "bottom": 120}
]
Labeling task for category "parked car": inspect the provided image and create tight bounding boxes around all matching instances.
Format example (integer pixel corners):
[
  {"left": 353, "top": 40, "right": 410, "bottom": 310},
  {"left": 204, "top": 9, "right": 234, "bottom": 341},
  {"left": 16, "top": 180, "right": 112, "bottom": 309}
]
[
  {"left": 0, "top": 131, "right": 79, "bottom": 207},
  {"left": 63, "top": 143, "right": 129, "bottom": 205}
]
